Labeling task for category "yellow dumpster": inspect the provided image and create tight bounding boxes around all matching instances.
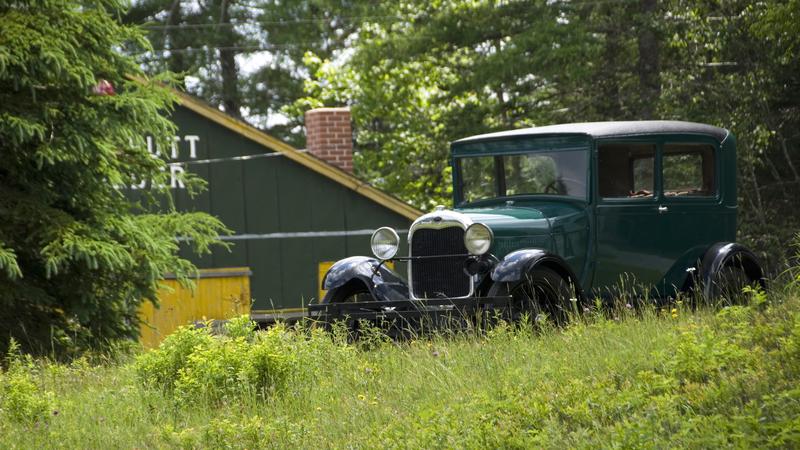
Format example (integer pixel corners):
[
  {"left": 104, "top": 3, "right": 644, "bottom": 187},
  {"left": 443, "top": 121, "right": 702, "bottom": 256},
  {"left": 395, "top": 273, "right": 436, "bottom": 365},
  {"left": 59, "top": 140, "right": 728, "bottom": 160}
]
[{"left": 139, "top": 267, "right": 252, "bottom": 348}]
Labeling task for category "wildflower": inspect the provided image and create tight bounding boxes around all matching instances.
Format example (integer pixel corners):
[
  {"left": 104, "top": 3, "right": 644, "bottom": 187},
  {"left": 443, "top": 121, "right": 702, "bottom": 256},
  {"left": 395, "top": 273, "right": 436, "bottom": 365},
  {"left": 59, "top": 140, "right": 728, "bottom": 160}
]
[
  {"left": 370, "top": 401, "right": 378, "bottom": 406},
  {"left": 357, "top": 394, "right": 366, "bottom": 401},
  {"left": 676, "top": 300, "right": 683, "bottom": 305},
  {"left": 671, "top": 308, "right": 678, "bottom": 314},
  {"left": 625, "top": 303, "right": 633, "bottom": 309},
  {"left": 583, "top": 307, "right": 590, "bottom": 313},
  {"left": 316, "top": 407, "right": 322, "bottom": 411},
  {"left": 431, "top": 350, "right": 440, "bottom": 358},
  {"left": 672, "top": 313, "right": 678, "bottom": 319}
]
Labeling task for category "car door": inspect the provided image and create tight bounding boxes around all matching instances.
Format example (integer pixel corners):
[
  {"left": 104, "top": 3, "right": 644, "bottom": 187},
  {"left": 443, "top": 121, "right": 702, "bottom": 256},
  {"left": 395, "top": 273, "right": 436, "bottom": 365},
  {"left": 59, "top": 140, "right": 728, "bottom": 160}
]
[
  {"left": 655, "top": 139, "right": 735, "bottom": 294},
  {"left": 592, "top": 140, "right": 674, "bottom": 296}
]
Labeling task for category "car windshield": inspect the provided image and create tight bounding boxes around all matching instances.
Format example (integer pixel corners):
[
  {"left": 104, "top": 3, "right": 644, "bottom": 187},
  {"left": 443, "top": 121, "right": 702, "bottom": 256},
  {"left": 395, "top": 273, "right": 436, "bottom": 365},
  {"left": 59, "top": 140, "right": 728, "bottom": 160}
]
[{"left": 456, "top": 149, "right": 588, "bottom": 204}]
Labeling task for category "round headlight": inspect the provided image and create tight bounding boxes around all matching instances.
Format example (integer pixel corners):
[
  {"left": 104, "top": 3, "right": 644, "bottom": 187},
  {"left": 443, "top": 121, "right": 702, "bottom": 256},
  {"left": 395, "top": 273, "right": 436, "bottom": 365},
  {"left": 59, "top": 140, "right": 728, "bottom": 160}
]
[
  {"left": 371, "top": 227, "right": 400, "bottom": 260},
  {"left": 464, "top": 223, "right": 493, "bottom": 255}
]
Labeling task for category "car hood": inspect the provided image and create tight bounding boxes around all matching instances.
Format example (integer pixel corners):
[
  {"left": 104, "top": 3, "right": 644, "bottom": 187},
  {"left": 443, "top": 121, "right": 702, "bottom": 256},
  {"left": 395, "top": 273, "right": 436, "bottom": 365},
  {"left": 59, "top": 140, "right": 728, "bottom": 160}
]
[{"left": 455, "top": 200, "right": 586, "bottom": 256}]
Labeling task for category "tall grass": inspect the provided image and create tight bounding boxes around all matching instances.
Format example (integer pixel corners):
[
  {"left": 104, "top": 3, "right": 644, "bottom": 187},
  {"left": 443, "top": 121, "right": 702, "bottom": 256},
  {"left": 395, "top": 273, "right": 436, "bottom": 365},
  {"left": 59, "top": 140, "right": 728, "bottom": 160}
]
[{"left": 1, "top": 281, "right": 799, "bottom": 448}]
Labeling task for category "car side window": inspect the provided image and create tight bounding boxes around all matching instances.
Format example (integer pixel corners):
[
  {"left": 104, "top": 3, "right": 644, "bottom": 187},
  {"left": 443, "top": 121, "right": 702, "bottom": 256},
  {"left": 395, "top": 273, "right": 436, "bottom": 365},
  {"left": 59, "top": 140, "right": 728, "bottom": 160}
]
[
  {"left": 598, "top": 143, "right": 656, "bottom": 198},
  {"left": 663, "top": 143, "right": 716, "bottom": 197}
]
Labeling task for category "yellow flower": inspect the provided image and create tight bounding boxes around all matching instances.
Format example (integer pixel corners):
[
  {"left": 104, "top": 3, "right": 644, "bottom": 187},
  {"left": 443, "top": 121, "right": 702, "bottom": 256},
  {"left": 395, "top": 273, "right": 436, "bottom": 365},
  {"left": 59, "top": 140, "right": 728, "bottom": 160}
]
[
  {"left": 671, "top": 308, "right": 678, "bottom": 314},
  {"left": 357, "top": 394, "right": 366, "bottom": 401},
  {"left": 672, "top": 313, "right": 678, "bottom": 319},
  {"left": 370, "top": 401, "right": 378, "bottom": 406}
]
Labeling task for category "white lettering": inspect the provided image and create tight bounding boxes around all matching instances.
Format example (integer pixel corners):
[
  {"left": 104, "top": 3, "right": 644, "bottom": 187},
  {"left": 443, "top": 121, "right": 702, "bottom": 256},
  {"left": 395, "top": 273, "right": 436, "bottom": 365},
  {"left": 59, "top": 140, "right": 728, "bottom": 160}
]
[
  {"left": 146, "top": 135, "right": 155, "bottom": 156},
  {"left": 171, "top": 136, "right": 181, "bottom": 159},
  {"left": 170, "top": 164, "right": 185, "bottom": 189},
  {"left": 184, "top": 135, "right": 200, "bottom": 159},
  {"left": 134, "top": 134, "right": 201, "bottom": 190}
]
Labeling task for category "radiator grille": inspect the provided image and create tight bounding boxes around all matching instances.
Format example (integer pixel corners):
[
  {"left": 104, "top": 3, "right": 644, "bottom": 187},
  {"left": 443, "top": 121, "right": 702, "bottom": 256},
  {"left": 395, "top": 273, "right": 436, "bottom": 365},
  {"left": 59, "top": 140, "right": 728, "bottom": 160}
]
[{"left": 410, "top": 227, "right": 471, "bottom": 298}]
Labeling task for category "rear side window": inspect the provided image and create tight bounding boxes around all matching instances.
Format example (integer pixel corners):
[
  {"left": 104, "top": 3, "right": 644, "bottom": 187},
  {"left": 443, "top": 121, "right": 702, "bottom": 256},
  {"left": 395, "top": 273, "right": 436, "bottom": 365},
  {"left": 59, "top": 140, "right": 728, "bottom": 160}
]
[
  {"left": 598, "top": 143, "right": 656, "bottom": 198},
  {"left": 663, "top": 143, "right": 716, "bottom": 197}
]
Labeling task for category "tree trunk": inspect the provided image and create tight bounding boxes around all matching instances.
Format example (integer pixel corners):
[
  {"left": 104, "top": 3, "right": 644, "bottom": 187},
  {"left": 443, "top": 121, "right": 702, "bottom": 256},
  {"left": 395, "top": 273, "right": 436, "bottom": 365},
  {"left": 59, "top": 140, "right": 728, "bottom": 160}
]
[
  {"left": 166, "top": 0, "right": 187, "bottom": 88},
  {"left": 217, "top": 0, "right": 241, "bottom": 119},
  {"left": 636, "top": 0, "right": 660, "bottom": 119}
]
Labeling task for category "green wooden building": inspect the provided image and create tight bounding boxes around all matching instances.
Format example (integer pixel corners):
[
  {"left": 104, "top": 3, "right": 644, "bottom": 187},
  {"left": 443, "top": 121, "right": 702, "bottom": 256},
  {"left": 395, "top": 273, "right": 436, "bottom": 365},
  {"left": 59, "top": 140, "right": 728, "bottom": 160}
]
[{"left": 152, "top": 92, "right": 420, "bottom": 322}]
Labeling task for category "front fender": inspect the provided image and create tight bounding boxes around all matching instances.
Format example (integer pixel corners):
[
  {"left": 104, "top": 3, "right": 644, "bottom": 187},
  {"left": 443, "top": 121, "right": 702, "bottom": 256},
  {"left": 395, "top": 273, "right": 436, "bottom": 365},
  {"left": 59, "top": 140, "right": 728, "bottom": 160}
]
[
  {"left": 700, "top": 242, "right": 766, "bottom": 298},
  {"left": 491, "top": 249, "right": 581, "bottom": 296},
  {"left": 322, "top": 256, "right": 409, "bottom": 302}
]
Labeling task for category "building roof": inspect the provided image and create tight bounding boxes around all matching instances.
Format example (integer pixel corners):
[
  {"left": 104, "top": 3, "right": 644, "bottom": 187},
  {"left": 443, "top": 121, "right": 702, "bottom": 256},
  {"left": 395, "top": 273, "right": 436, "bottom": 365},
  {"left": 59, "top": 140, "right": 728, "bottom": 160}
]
[
  {"left": 453, "top": 120, "right": 730, "bottom": 144},
  {"left": 175, "top": 90, "right": 421, "bottom": 221}
]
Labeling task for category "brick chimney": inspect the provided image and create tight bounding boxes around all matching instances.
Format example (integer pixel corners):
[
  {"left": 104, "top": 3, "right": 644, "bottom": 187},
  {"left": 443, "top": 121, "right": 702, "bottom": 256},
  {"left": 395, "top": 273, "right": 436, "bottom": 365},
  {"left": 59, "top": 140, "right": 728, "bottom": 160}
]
[{"left": 305, "top": 107, "right": 353, "bottom": 173}]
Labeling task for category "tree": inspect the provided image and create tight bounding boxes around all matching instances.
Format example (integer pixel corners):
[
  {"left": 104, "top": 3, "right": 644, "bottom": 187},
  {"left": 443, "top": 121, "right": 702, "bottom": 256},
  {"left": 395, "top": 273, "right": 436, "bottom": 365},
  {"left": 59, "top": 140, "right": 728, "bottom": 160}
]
[
  {"left": 658, "top": 0, "right": 800, "bottom": 267},
  {"left": 127, "top": 0, "right": 370, "bottom": 147},
  {"left": 293, "top": 0, "right": 799, "bottom": 265},
  {"left": 0, "top": 0, "right": 228, "bottom": 356},
  {"left": 125, "top": 0, "right": 255, "bottom": 119},
  {"left": 290, "top": 0, "right": 601, "bottom": 209}
]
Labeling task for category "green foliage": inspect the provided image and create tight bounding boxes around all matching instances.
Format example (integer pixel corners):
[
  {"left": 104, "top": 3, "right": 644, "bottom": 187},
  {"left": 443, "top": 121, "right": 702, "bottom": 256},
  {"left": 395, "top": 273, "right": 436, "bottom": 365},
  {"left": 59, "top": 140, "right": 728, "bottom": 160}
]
[
  {"left": 222, "top": 315, "right": 258, "bottom": 340},
  {"left": 134, "top": 324, "right": 215, "bottom": 391},
  {"left": 0, "top": 0, "right": 228, "bottom": 356},
  {"left": 1, "top": 288, "right": 800, "bottom": 447},
  {"left": 0, "top": 340, "right": 55, "bottom": 424},
  {"left": 126, "top": 0, "right": 372, "bottom": 147},
  {"left": 135, "top": 319, "right": 351, "bottom": 405},
  {"left": 290, "top": 0, "right": 800, "bottom": 263}
]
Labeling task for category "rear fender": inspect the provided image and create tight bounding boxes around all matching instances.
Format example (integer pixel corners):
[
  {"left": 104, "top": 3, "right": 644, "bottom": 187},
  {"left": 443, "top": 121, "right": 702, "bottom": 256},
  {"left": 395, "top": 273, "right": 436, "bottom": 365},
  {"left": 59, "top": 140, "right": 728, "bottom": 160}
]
[
  {"left": 322, "top": 256, "right": 409, "bottom": 302},
  {"left": 699, "top": 242, "right": 766, "bottom": 298},
  {"left": 490, "top": 249, "right": 582, "bottom": 297}
]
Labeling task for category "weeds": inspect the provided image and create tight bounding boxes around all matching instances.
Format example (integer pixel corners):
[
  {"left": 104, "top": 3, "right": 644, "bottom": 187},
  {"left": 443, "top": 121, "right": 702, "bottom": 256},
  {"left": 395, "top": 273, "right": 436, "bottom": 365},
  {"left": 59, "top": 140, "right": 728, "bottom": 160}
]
[
  {"left": 2, "top": 279, "right": 800, "bottom": 448},
  {"left": 0, "top": 339, "right": 55, "bottom": 425}
]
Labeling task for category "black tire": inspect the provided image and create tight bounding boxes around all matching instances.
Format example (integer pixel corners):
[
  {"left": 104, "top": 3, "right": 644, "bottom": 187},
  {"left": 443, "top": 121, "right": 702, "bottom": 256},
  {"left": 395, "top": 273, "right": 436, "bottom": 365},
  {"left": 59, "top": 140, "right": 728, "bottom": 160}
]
[
  {"left": 707, "top": 260, "right": 761, "bottom": 306},
  {"left": 322, "top": 279, "right": 373, "bottom": 304},
  {"left": 487, "top": 266, "right": 574, "bottom": 325},
  {"left": 319, "top": 280, "right": 373, "bottom": 337}
]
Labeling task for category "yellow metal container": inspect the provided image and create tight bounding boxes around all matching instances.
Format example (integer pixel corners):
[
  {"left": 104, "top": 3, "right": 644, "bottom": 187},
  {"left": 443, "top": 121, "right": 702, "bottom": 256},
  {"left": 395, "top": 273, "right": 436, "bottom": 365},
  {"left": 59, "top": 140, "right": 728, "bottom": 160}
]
[{"left": 139, "top": 267, "right": 251, "bottom": 348}]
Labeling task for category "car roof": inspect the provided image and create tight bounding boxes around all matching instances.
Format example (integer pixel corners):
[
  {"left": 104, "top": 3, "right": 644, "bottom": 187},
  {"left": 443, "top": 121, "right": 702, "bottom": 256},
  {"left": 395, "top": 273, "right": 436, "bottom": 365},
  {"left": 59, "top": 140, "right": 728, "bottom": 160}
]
[{"left": 453, "top": 120, "right": 729, "bottom": 144}]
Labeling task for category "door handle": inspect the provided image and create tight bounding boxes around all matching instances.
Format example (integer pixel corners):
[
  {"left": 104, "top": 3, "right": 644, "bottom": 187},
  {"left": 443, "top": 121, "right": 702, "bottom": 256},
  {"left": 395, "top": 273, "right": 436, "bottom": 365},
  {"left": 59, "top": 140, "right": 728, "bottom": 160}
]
[{"left": 658, "top": 205, "right": 668, "bottom": 214}]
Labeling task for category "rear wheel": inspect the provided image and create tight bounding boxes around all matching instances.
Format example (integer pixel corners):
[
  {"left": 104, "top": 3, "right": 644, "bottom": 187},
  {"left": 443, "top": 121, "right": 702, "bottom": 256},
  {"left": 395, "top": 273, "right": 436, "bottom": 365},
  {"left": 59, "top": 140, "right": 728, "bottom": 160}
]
[
  {"left": 487, "top": 266, "right": 574, "bottom": 325},
  {"left": 705, "top": 258, "right": 763, "bottom": 306}
]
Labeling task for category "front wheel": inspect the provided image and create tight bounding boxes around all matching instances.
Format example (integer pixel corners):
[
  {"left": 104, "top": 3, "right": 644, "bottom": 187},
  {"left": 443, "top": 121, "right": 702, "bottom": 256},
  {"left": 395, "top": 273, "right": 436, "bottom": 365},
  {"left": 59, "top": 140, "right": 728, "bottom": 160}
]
[
  {"left": 487, "top": 266, "right": 575, "bottom": 325},
  {"left": 321, "top": 279, "right": 373, "bottom": 304},
  {"left": 319, "top": 280, "right": 374, "bottom": 337}
]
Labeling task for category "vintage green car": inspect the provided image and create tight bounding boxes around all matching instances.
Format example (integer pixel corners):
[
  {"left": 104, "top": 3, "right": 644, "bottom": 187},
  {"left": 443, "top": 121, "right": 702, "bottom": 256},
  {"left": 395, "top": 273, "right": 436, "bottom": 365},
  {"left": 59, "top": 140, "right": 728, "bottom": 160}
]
[{"left": 311, "top": 121, "right": 766, "bottom": 322}]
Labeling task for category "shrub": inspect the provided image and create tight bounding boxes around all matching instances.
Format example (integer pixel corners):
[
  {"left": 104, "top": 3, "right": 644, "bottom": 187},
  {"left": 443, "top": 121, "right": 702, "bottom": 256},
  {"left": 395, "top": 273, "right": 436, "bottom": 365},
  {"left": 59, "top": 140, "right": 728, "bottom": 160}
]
[
  {"left": 0, "top": 340, "right": 54, "bottom": 424},
  {"left": 136, "top": 319, "right": 307, "bottom": 405},
  {"left": 223, "top": 315, "right": 257, "bottom": 340},
  {"left": 134, "top": 324, "right": 215, "bottom": 391}
]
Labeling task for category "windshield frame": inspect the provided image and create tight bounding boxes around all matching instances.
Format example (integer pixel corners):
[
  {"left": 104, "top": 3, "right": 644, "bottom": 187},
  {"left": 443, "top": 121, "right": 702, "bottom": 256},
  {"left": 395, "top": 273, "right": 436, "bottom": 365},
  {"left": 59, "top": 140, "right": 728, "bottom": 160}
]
[{"left": 452, "top": 145, "right": 591, "bottom": 206}]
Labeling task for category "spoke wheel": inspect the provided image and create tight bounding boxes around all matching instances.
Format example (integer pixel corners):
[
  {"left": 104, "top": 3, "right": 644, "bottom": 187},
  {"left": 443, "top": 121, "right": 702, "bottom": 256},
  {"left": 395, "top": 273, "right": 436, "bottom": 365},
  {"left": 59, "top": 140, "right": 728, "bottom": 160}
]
[{"left": 488, "top": 267, "right": 574, "bottom": 325}]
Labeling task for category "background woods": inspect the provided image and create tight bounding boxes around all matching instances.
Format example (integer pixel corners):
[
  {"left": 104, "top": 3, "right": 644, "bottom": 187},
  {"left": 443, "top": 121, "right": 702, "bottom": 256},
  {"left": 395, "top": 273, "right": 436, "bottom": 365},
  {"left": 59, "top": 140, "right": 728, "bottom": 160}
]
[{"left": 129, "top": 0, "right": 798, "bottom": 265}]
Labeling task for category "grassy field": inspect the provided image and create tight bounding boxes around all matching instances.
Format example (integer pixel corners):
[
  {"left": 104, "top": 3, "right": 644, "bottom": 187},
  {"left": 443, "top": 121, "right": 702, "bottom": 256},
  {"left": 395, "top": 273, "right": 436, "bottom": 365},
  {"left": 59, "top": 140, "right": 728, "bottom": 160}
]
[{"left": 2, "top": 282, "right": 800, "bottom": 449}]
